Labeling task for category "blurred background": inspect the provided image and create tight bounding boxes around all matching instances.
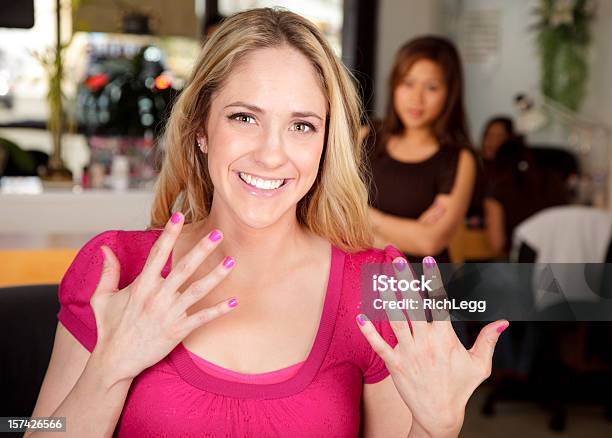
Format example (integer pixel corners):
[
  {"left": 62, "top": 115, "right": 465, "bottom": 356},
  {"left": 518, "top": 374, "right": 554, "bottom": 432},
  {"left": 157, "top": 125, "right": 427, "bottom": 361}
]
[{"left": 1, "top": 1, "right": 611, "bottom": 436}]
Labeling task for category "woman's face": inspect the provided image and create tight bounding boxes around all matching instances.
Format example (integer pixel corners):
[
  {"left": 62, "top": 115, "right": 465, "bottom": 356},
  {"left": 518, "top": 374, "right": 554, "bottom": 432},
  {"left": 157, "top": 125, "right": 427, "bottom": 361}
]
[
  {"left": 482, "top": 122, "right": 510, "bottom": 161},
  {"left": 203, "top": 45, "right": 327, "bottom": 229},
  {"left": 393, "top": 58, "right": 447, "bottom": 132}
]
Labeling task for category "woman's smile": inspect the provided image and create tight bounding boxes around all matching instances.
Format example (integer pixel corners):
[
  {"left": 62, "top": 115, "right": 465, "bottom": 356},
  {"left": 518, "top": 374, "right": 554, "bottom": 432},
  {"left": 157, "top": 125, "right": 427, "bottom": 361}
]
[{"left": 234, "top": 170, "right": 293, "bottom": 198}]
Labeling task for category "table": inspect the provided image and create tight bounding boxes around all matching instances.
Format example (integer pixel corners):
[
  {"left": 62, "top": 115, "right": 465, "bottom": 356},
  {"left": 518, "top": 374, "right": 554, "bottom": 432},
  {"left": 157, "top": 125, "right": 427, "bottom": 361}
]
[{"left": 0, "top": 188, "right": 155, "bottom": 286}]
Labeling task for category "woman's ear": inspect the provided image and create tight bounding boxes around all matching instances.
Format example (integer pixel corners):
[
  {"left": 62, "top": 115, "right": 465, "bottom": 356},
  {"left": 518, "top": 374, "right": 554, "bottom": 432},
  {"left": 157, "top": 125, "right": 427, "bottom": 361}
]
[{"left": 196, "top": 135, "right": 208, "bottom": 154}]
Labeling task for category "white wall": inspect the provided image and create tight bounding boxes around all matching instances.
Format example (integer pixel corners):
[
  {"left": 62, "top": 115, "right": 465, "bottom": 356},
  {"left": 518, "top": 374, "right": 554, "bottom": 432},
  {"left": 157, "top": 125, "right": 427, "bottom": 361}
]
[
  {"left": 375, "top": 0, "right": 612, "bottom": 144},
  {"left": 456, "top": 0, "right": 612, "bottom": 144},
  {"left": 374, "top": 0, "right": 444, "bottom": 117},
  {"left": 458, "top": 0, "right": 539, "bottom": 143}
]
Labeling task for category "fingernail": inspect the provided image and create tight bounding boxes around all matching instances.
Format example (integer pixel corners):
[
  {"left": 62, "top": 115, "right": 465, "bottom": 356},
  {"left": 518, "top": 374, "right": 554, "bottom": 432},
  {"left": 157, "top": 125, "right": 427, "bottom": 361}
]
[
  {"left": 497, "top": 322, "right": 509, "bottom": 334},
  {"left": 356, "top": 314, "right": 368, "bottom": 326},
  {"left": 223, "top": 256, "right": 235, "bottom": 269},
  {"left": 423, "top": 256, "right": 436, "bottom": 268},
  {"left": 228, "top": 297, "right": 238, "bottom": 308},
  {"left": 392, "top": 256, "right": 407, "bottom": 272},
  {"left": 170, "top": 212, "right": 182, "bottom": 224},
  {"left": 209, "top": 229, "right": 222, "bottom": 242}
]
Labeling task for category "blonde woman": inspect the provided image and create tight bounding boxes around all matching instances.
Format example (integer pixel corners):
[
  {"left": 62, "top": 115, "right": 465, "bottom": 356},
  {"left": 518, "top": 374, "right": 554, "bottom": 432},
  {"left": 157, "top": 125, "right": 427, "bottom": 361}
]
[{"left": 29, "top": 9, "right": 508, "bottom": 437}]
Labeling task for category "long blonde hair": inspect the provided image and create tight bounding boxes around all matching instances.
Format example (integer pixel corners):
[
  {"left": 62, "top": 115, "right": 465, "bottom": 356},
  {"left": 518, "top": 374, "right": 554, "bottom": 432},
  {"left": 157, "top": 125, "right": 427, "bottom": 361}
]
[{"left": 149, "top": 8, "right": 373, "bottom": 252}]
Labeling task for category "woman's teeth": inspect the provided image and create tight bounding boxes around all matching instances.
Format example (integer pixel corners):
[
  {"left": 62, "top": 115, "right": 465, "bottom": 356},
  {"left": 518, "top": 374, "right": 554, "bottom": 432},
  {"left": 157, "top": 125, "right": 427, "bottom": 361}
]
[{"left": 239, "top": 172, "right": 285, "bottom": 190}]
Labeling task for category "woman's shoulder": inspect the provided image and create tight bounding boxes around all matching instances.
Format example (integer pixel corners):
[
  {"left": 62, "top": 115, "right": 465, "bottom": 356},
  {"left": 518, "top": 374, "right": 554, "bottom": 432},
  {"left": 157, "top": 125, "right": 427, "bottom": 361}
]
[
  {"left": 437, "top": 144, "right": 471, "bottom": 162},
  {"left": 60, "top": 228, "right": 163, "bottom": 300},
  {"left": 77, "top": 228, "right": 162, "bottom": 266},
  {"left": 343, "top": 244, "right": 405, "bottom": 270},
  {"left": 362, "top": 119, "right": 386, "bottom": 159}
]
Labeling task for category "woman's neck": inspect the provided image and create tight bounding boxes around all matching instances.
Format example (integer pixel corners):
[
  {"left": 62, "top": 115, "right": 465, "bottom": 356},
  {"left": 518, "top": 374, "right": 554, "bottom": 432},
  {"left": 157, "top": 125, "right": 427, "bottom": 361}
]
[
  {"left": 200, "top": 201, "right": 318, "bottom": 287},
  {"left": 400, "top": 126, "right": 437, "bottom": 147}
]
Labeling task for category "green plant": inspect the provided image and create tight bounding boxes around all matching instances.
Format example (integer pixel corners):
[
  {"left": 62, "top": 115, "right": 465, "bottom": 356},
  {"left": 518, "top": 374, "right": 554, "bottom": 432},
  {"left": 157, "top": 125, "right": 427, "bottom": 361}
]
[
  {"left": 533, "top": 0, "right": 596, "bottom": 111},
  {"left": 29, "top": 0, "right": 85, "bottom": 179}
]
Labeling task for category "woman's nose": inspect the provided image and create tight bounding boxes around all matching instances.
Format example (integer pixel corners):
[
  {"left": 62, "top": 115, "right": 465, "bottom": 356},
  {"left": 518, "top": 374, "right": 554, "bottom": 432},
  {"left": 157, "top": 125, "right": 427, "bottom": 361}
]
[
  {"left": 252, "top": 128, "right": 288, "bottom": 169},
  {"left": 411, "top": 86, "right": 425, "bottom": 104}
]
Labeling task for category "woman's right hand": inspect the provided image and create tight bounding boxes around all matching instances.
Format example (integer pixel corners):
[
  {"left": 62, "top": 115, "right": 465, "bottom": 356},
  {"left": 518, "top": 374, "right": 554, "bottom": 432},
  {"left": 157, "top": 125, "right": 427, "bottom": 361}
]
[
  {"left": 418, "top": 200, "right": 446, "bottom": 225},
  {"left": 88, "top": 212, "right": 237, "bottom": 384}
]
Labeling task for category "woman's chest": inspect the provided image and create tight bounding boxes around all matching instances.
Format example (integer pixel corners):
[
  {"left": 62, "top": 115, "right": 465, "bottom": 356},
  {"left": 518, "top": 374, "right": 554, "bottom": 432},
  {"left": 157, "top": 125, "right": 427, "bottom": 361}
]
[
  {"left": 180, "top": 271, "right": 329, "bottom": 373},
  {"left": 370, "top": 158, "right": 439, "bottom": 218}
]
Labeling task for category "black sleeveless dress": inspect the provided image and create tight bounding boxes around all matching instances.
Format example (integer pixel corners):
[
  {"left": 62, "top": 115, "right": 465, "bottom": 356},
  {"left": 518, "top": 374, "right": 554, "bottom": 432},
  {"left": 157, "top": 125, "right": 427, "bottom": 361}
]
[{"left": 365, "top": 127, "right": 462, "bottom": 264}]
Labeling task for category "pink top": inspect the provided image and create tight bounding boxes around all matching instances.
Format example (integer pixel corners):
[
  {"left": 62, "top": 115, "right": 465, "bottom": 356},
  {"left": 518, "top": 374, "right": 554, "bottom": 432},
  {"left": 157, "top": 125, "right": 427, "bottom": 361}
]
[
  {"left": 186, "top": 349, "right": 305, "bottom": 384},
  {"left": 57, "top": 229, "right": 401, "bottom": 437}
]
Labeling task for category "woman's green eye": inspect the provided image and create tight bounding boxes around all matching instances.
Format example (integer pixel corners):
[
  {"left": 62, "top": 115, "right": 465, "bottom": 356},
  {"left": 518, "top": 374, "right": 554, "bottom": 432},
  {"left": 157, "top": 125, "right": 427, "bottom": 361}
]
[{"left": 292, "top": 122, "right": 314, "bottom": 133}]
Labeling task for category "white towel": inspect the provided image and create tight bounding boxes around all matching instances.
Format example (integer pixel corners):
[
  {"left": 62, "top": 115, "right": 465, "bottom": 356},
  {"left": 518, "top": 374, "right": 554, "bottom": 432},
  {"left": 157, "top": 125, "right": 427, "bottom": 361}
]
[{"left": 512, "top": 206, "right": 612, "bottom": 310}]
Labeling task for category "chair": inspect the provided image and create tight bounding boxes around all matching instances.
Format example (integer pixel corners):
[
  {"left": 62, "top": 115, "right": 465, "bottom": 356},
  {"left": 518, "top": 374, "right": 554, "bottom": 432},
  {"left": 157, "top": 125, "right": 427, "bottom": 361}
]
[
  {"left": 529, "top": 146, "right": 580, "bottom": 182},
  {"left": 482, "top": 206, "right": 612, "bottom": 431},
  {"left": 0, "top": 284, "right": 59, "bottom": 427}
]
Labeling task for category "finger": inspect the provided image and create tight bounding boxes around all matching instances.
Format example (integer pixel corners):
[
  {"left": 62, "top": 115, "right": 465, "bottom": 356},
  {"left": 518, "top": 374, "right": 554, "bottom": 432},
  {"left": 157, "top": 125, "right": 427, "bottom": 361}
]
[
  {"left": 163, "top": 229, "right": 228, "bottom": 294},
  {"left": 422, "top": 256, "right": 451, "bottom": 323},
  {"left": 174, "top": 254, "right": 236, "bottom": 313},
  {"left": 391, "top": 256, "right": 426, "bottom": 338},
  {"left": 141, "top": 212, "right": 184, "bottom": 281},
  {"left": 377, "top": 259, "right": 414, "bottom": 344},
  {"left": 181, "top": 296, "right": 239, "bottom": 334},
  {"left": 469, "top": 320, "right": 509, "bottom": 375},
  {"left": 95, "top": 245, "right": 121, "bottom": 295},
  {"left": 355, "top": 314, "right": 395, "bottom": 364}
]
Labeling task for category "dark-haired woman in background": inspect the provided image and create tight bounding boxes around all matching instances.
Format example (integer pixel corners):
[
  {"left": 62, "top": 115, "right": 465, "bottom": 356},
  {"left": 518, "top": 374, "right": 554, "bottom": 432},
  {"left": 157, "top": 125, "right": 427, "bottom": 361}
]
[
  {"left": 484, "top": 137, "right": 568, "bottom": 257},
  {"left": 481, "top": 116, "right": 514, "bottom": 163},
  {"left": 364, "top": 36, "right": 477, "bottom": 264}
]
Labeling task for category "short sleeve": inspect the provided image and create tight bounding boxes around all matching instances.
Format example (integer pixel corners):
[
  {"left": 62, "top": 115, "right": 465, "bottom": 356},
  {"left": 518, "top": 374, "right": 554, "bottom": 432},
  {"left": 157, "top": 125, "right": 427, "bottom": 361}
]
[
  {"left": 57, "top": 230, "right": 119, "bottom": 352},
  {"left": 363, "top": 244, "right": 404, "bottom": 384},
  {"left": 363, "top": 318, "right": 399, "bottom": 384},
  {"left": 435, "top": 147, "right": 462, "bottom": 194}
]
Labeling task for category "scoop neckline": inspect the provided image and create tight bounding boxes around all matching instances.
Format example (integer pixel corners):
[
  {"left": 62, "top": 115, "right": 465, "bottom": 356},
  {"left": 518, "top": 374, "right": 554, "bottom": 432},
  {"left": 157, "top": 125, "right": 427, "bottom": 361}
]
[
  {"left": 383, "top": 142, "right": 443, "bottom": 165},
  {"left": 150, "top": 228, "right": 345, "bottom": 399}
]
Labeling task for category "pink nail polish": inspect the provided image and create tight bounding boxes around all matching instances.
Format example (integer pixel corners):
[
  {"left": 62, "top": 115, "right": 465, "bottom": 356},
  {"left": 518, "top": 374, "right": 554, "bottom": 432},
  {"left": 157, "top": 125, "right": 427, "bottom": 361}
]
[
  {"left": 356, "top": 314, "right": 367, "bottom": 326},
  {"left": 228, "top": 297, "right": 238, "bottom": 308},
  {"left": 423, "top": 256, "right": 436, "bottom": 268},
  {"left": 209, "top": 229, "right": 222, "bottom": 242},
  {"left": 170, "top": 212, "right": 182, "bottom": 224},
  {"left": 497, "top": 322, "right": 509, "bottom": 334},
  {"left": 392, "top": 256, "right": 407, "bottom": 272},
  {"left": 223, "top": 256, "right": 235, "bottom": 269}
]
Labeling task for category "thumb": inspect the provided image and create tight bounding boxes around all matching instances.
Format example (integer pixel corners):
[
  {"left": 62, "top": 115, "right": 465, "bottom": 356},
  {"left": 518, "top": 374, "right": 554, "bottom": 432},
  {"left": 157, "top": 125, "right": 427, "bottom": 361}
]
[
  {"left": 95, "top": 245, "right": 120, "bottom": 295},
  {"left": 469, "top": 320, "right": 509, "bottom": 367}
]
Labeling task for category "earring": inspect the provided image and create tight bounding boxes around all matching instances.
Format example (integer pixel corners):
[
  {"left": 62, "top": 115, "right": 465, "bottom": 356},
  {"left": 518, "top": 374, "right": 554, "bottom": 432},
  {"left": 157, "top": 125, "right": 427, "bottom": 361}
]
[{"left": 197, "top": 139, "right": 207, "bottom": 153}]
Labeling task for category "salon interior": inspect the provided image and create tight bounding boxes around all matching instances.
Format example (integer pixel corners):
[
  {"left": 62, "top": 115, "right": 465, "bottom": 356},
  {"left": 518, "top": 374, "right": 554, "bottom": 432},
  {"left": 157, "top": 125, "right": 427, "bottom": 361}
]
[{"left": 1, "top": 1, "right": 612, "bottom": 436}]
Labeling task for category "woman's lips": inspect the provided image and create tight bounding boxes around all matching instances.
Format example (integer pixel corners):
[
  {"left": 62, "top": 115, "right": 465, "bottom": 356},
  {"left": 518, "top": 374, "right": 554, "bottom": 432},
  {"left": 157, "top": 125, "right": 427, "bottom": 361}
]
[
  {"left": 234, "top": 171, "right": 292, "bottom": 198},
  {"left": 407, "top": 109, "right": 424, "bottom": 118}
]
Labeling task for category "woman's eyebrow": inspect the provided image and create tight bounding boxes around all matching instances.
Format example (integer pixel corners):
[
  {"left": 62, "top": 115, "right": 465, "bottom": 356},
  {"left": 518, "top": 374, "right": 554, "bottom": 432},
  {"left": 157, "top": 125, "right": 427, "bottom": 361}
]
[{"left": 224, "top": 101, "right": 323, "bottom": 121}]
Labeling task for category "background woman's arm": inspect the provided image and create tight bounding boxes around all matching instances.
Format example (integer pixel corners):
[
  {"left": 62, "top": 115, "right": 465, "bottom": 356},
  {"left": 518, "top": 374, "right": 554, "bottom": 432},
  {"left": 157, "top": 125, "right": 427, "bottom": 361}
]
[
  {"left": 483, "top": 197, "right": 506, "bottom": 256},
  {"left": 371, "top": 149, "right": 476, "bottom": 256}
]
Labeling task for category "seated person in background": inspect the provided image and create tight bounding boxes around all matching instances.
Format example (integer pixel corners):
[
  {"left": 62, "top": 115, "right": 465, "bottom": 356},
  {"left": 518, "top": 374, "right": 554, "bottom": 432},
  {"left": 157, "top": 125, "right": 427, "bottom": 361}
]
[
  {"left": 463, "top": 116, "right": 515, "bottom": 227},
  {"left": 484, "top": 137, "right": 568, "bottom": 257},
  {"left": 481, "top": 116, "right": 514, "bottom": 163}
]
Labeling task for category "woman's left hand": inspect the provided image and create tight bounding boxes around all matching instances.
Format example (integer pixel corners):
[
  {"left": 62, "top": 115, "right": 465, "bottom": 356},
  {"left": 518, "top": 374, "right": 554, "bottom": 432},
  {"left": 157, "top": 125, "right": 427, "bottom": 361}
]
[{"left": 356, "top": 256, "right": 509, "bottom": 437}]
